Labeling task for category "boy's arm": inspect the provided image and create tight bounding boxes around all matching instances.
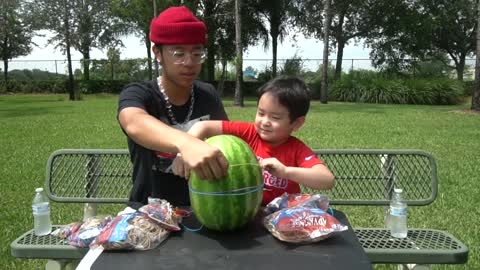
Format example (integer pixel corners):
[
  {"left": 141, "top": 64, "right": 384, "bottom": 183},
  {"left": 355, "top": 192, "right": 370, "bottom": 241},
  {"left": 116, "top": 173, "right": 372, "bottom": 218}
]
[
  {"left": 261, "top": 158, "right": 335, "bottom": 190},
  {"left": 188, "top": 120, "right": 224, "bottom": 139}
]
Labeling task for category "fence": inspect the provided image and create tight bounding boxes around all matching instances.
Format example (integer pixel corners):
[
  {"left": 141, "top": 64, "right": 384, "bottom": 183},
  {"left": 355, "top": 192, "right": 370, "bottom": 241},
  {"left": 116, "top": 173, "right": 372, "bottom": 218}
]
[{"left": 5, "top": 58, "right": 476, "bottom": 82}]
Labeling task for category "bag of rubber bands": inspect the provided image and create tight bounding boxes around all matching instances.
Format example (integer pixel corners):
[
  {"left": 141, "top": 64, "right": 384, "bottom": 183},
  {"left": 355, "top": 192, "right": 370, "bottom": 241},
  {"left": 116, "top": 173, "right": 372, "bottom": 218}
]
[
  {"left": 61, "top": 215, "right": 112, "bottom": 248},
  {"left": 91, "top": 212, "right": 170, "bottom": 250}
]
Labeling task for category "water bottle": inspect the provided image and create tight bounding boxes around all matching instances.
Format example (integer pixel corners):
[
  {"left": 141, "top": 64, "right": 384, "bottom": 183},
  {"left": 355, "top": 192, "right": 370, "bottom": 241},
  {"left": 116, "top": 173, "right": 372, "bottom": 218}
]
[
  {"left": 389, "top": 188, "right": 407, "bottom": 238},
  {"left": 32, "top": 187, "right": 52, "bottom": 236}
]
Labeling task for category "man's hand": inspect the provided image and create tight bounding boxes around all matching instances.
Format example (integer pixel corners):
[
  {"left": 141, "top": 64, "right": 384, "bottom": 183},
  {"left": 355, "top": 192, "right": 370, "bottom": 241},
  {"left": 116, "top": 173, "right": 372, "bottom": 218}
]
[
  {"left": 175, "top": 140, "right": 229, "bottom": 180},
  {"left": 260, "top": 158, "right": 288, "bottom": 178}
]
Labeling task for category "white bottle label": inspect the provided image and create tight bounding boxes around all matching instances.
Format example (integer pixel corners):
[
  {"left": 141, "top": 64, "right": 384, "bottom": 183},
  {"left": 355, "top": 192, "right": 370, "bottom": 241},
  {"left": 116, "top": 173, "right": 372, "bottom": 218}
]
[
  {"left": 32, "top": 202, "right": 49, "bottom": 214},
  {"left": 390, "top": 206, "right": 407, "bottom": 216}
]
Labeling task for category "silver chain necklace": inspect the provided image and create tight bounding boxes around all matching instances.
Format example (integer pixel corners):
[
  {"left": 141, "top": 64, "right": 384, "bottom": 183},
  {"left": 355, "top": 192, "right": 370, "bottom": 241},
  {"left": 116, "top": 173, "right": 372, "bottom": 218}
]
[{"left": 157, "top": 76, "right": 194, "bottom": 126}]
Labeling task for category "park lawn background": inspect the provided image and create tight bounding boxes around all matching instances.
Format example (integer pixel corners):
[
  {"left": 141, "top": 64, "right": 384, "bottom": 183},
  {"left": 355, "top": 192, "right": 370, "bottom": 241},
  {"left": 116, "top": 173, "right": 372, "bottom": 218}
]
[{"left": 0, "top": 94, "right": 478, "bottom": 270}]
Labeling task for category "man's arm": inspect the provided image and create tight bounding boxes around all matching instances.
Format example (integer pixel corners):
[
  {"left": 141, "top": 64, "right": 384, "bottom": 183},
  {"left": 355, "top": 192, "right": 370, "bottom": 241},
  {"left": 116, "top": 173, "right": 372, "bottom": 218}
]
[
  {"left": 119, "top": 107, "right": 228, "bottom": 179},
  {"left": 171, "top": 120, "right": 224, "bottom": 179}
]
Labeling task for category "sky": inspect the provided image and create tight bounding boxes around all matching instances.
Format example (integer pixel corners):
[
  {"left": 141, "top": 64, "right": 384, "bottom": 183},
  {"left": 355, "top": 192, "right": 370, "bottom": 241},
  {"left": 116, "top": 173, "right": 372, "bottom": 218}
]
[{"left": 11, "top": 30, "right": 373, "bottom": 74}]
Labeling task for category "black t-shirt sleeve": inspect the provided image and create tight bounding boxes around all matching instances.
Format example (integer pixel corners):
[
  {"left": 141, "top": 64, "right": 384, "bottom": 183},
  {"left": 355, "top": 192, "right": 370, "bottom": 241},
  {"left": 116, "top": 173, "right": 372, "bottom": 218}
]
[{"left": 117, "top": 82, "right": 153, "bottom": 115}]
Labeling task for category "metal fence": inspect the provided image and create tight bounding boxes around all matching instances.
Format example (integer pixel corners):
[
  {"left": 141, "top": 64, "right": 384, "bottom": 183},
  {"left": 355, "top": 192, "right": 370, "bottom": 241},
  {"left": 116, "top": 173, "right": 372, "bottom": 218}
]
[{"left": 5, "top": 58, "right": 477, "bottom": 81}]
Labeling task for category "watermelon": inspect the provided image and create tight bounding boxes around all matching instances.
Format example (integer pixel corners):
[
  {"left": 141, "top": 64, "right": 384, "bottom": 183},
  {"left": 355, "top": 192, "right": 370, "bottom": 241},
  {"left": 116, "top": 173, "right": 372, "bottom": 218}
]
[{"left": 189, "top": 135, "right": 263, "bottom": 231}]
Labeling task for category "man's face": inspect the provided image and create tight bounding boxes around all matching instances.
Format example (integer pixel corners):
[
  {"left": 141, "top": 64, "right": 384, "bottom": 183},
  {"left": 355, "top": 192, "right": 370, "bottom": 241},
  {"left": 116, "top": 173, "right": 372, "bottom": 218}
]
[{"left": 155, "top": 44, "right": 205, "bottom": 88}]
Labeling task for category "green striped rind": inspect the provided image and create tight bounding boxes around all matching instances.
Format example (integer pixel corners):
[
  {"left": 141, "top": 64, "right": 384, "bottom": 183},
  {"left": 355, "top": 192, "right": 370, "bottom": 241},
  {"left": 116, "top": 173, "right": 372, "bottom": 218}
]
[{"left": 189, "top": 135, "right": 263, "bottom": 231}]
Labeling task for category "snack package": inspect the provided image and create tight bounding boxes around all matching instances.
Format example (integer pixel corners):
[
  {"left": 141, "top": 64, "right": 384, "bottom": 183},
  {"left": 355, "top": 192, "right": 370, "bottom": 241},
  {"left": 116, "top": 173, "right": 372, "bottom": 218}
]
[
  {"left": 67, "top": 216, "right": 112, "bottom": 247},
  {"left": 138, "top": 200, "right": 182, "bottom": 231},
  {"left": 264, "top": 193, "right": 330, "bottom": 215},
  {"left": 92, "top": 212, "right": 170, "bottom": 250},
  {"left": 264, "top": 207, "right": 348, "bottom": 243},
  {"left": 57, "top": 221, "right": 83, "bottom": 239}
]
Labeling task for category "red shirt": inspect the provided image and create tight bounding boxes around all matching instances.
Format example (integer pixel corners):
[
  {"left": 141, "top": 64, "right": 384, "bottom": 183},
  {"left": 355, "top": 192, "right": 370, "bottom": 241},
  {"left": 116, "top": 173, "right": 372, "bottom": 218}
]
[{"left": 222, "top": 121, "right": 324, "bottom": 205}]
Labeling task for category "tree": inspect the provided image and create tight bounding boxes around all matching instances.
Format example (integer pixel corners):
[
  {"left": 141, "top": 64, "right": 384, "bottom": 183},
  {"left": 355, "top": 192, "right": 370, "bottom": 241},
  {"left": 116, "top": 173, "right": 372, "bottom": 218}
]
[
  {"left": 234, "top": 0, "right": 243, "bottom": 107},
  {"left": 320, "top": 0, "right": 332, "bottom": 104},
  {"left": 290, "top": 0, "right": 372, "bottom": 81},
  {"left": 256, "top": 0, "right": 289, "bottom": 78},
  {"left": 472, "top": 0, "right": 480, "bottom": 111},
  {"left": 0, "top": 0, "right": 35, "bottom": 86},
  {"left": 71, "top": 0, "right": 125, "bottom": 81},
  {"left": 112, "top": 0, "right": 178, "bottom": 80},
  {"left": 366, "top": 0, "right": 476, "bottom": 81},
  {"left": 36, "top": 0, "right": 77, "bottom": 100}
]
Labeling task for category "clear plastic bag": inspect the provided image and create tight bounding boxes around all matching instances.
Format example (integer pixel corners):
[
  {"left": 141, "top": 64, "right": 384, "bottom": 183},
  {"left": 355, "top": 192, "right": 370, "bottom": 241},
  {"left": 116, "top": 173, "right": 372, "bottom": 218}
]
[
  {"left": 66, "top": 216, "right": 112, "bottom": 248},
  {"left": 92, "top": 212, "right": 170, "bottom": 250},
  {"left": 264, "top": 193, "right": 330, "bottom": 215},
  {"left": 264, "top": 207, "right": 347, "bottom": 243}
]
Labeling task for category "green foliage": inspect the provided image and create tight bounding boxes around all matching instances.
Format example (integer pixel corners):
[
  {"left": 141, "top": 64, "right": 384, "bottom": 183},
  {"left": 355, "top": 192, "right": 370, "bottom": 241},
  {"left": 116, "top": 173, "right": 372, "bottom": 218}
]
[
  {"left": 279, "top": 53, "right": 304, "bottom": 76},
  {"left": 330, "top": 76, "right": 465, "bottom": 105},
  {"left": 7, "top": 69, "right": 67, "bottom": 80},
  {"left": 88, "top": 58, "right": 151, "bottom": 81},
  {"left": 0, "top": 80, "right": 67, "bottom": 93}
]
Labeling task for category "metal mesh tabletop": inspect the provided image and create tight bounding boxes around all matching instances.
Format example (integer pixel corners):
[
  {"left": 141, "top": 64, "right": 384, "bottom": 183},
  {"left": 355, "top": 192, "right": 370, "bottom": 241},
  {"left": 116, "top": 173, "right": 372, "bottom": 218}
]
[
  {"left": 355, "top": 228, "right": 468, "bottom": 264},
  {"left": 10, "top": 226, "right": 87, "bottom": 259}
]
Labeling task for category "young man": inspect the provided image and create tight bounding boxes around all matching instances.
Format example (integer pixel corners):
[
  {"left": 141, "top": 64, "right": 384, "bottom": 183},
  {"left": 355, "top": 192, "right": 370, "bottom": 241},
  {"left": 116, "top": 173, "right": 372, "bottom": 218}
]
[
  {"left": 181, "top": 76, "right": 335, "bottom": 205},
  {"left": 118, "top": 6, "right": 229, "bottom": 209}
]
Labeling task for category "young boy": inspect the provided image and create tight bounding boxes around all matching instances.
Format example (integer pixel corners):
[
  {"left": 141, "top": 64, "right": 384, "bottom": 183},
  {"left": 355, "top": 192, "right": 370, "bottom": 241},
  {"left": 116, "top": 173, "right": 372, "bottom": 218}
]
[{"left": 179, "top": 76, "right": 335, "bottom": 205}]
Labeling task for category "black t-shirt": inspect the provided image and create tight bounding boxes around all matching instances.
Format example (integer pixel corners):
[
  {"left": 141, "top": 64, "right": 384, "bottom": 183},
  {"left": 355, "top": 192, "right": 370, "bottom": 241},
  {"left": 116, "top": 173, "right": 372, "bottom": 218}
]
[{"left": 118, "top": 79, "right": 228, "bottom": 209}]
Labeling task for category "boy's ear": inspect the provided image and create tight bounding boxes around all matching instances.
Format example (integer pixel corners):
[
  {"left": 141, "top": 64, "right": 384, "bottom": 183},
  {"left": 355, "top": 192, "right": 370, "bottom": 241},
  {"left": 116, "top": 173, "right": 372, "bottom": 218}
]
[{"left": 291, "top": 116, "right": 305, "bottom": 131}]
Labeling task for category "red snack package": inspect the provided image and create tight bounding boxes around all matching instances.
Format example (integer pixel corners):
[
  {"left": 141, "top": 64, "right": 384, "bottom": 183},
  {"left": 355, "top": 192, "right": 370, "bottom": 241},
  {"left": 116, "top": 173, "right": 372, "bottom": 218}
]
[
  {"left": 264, "top": 207, "right": 347, "bottom": 243},
  {"left": 138, "top": 200, "right": 182, "bottom": 231}
]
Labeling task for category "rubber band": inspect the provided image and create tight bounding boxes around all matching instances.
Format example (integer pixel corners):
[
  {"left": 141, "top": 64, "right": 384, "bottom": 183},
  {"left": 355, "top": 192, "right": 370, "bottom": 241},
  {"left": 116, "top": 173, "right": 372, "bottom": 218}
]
[
  {"left": 181, "top": 223, "right": 204, "bottom": 232},
  {"left": 189, "top": 183, "right": 264, "bottom": 196}
]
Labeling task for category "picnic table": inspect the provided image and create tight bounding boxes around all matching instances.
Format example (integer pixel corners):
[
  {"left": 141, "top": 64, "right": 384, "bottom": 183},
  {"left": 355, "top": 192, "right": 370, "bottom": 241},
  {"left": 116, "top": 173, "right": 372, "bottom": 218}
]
[
  {"left": 10, "top": 148, "right": 468, "bottom": 270},
  {"left": 91, "top": 209, "right": 372, "bottom": 270}
]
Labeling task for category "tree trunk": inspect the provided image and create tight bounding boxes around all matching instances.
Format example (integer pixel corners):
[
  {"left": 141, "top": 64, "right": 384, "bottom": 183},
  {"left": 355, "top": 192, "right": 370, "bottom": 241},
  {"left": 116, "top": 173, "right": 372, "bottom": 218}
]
[
  {"left": 82, "top": 51, "right": 90, "bottom": 81},
  {"left": 3, "top": 59, "right": 8, "bottom": 88},
  {"left": 472, "top": 0, "right": 480, "bottom": 111},
  {"left": 456, "top": 56, "right": 465, "bottom": 81},
  {"left": 145, "top": 32, "right": 153, "bottom": 80},
  {"left": 218, "top": 58, "right": 227, "bottom": 97},
  {"left": 63, "top": 0, "right": 76, "bottom": 101},
  {"left": 234, "top": 0, "right": 243, "bottom": 107},
  {"left": 320, "top": 0, "right": 332, "bottom": 104},
  {"left": 334, "top": 40, "right": 345, "bottom": 80},
  {"left": 205, "top": 1, "right": 216, "bottom": 82},
  {"left": 271, "top": 30, "right": 278, "bottom": 78}
]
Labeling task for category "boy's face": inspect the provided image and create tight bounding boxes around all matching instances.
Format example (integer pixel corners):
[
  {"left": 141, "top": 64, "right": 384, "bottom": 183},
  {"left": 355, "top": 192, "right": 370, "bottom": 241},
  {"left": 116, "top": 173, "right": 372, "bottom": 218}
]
[{"left": 255, "top": 92, "right": 304, "bottom": 146}]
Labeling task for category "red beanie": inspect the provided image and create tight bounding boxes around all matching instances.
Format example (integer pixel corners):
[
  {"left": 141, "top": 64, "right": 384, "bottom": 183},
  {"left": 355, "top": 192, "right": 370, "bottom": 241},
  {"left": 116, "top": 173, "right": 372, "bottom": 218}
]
[{"left": 149, "top": 6, "right": 207, "bottom": 45}]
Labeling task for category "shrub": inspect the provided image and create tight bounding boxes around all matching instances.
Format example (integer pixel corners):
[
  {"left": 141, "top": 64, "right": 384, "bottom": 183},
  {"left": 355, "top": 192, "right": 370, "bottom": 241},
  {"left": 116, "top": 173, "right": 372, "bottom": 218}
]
[{"left": 330, "top": 77, "right": 464, "bottom": 105}]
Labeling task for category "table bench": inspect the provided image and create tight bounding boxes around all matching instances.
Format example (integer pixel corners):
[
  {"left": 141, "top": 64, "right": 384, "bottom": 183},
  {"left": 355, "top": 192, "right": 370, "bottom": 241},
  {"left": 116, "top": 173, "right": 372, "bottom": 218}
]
[{"left": 10, "top": 149, "right": 469, "bottom": 269}]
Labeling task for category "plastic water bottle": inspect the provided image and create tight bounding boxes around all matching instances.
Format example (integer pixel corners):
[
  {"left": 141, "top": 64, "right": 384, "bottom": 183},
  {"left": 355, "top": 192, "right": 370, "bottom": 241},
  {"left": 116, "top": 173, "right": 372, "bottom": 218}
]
[
  {"left": 389, "top": 188, "right": 407, "bottom": 238},
  {"left": 32, "top": 187, "right": 52, "bottom": 236}
]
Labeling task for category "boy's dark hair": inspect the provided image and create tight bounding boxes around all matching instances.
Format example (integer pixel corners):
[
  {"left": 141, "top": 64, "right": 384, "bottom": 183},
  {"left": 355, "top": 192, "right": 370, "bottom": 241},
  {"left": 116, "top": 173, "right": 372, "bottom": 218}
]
[{"left": 257, "top": 76, "right": 310, "bottom": 122}]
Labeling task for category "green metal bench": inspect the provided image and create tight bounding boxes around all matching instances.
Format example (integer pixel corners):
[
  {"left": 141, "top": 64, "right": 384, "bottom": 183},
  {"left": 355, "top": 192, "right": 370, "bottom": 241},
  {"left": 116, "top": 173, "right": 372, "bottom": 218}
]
[{"left": 10, "top": 149, "right": 468, "bottom": 269}]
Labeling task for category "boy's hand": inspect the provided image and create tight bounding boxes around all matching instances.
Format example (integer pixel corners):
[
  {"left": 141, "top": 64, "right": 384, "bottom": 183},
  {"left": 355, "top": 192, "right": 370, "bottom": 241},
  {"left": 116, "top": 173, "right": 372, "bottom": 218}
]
[{"left": 260, "top": 158, "right": 288, "bottom": 178}]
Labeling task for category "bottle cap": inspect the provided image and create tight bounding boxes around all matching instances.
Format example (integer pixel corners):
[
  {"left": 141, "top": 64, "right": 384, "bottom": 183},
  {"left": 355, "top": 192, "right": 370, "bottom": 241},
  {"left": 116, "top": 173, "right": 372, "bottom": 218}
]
[
  {"left": 35, "top": 187, "right": 44, "bottom": 193},
  {"left": 394, "top": 188, "right": 403, "bottom": 193}
]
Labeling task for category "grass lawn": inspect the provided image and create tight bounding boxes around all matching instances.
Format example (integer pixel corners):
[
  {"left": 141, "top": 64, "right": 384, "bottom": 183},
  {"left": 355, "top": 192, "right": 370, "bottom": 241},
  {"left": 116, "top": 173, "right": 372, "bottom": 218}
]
[{"left": 1, "top": 94, "right": 478, "bottom": 270}]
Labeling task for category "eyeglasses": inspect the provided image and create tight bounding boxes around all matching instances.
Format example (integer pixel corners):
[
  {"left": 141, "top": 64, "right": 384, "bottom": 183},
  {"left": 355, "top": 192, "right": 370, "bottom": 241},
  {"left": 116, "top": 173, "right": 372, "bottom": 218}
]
[{"left": 167, "top": 49, "right": 206, "bottom": 65}]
